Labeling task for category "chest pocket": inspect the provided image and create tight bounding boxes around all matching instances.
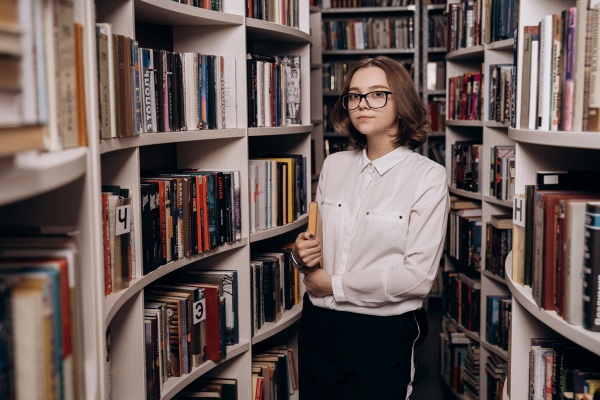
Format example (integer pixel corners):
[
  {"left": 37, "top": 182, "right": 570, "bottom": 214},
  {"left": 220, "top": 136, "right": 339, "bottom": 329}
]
[
  {"left": 319, "top": 200, "right": 343, "bottom": 233},
  {"left": 363, "top": 210, "right": 408, "bottom": 251}
]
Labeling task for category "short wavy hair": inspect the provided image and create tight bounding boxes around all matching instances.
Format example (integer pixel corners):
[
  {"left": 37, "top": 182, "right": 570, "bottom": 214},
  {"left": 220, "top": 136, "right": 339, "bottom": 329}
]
[{"left": 330, "top": 56, "right": 430, "bottom": 150}]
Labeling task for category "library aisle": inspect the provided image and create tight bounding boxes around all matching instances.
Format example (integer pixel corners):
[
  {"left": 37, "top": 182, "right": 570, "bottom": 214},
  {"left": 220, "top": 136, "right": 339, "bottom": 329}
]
[{"left": 413, "top": 298, "right": 453, "bottom": 399}]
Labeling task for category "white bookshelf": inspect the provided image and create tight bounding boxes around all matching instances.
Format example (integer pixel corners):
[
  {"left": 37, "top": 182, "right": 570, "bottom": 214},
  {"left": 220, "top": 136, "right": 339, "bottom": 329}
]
[{"left": 0, "top": 0, "right": 314, "bottom": 398}]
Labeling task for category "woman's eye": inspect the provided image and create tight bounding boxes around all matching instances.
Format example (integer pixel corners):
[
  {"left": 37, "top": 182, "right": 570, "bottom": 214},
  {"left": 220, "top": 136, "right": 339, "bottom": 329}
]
[
  {"left": 372, "top": 91, "right": 385, "bottom": 98},
  {"left": 348, "top": 94, "right": 360, "bottom": 100}
]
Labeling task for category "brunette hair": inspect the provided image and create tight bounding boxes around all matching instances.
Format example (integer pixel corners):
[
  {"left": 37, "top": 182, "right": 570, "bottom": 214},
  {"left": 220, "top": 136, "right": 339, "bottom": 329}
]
[{"left": 330, "top": 56, "right": 430, "bottom": 150}]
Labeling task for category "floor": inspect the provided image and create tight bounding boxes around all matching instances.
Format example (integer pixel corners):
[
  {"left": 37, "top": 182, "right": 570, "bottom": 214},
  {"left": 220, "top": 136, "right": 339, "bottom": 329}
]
[{"left": 412, "top": 297, "right": 454, "bottom": 399}]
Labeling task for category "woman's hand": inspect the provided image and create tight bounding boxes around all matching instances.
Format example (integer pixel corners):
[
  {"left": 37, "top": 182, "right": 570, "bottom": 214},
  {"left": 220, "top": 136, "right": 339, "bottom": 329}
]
[
  {"left": 303, "top": 267, "right": 333, "bottom": 297},
  {"left": 293, "top": 231, "right": 322, "bottom": 268}
]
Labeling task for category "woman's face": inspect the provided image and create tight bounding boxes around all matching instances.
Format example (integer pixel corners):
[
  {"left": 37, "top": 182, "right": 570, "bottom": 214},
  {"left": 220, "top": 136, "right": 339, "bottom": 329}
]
[{"left": 347, "top": 66, "right": 399, "bottom": 141}]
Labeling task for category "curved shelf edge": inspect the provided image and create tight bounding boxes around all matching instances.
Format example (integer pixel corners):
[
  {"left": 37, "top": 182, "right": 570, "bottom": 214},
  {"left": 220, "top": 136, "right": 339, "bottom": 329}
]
[
  {"left": 135, "top": 0, "right": 244, "bottom": 26},
  {"left": 508, "top": 127, "right": 600, "bottom": 150},
  {"left": 481, "top": 340, "right": 508, "bottom": 360},
  {"left": 483, "top": 194, "right": 512, "bottom": 208},
  {"left": 505, "top": 255, "right": 600, "bottom": 357},
  {"left": 160, "top": 341, "right": 251, "bottom": 400},
  {"left": 247, "top": 125, "right": 313, "bottom": 137},
  {"left": 245, "top": 18, "right": 311, "bottom": 43},
  {"left": 0, "top": 147, "right": 88, "bottom": 207},
  {"left": 99, "top": 129, "right": 246, "bottom": 154},
  {"left": 104, "top": 238, "right": 248, "bottom": 325},
  {"left": 449, "top": 187, "right": 483, "bottom": 201},
  {"left": 251, "top": 303, "right": 302, "bottom": 345},
  {"left": 250, "top": 214, "right": 308, "bottom": 243}
]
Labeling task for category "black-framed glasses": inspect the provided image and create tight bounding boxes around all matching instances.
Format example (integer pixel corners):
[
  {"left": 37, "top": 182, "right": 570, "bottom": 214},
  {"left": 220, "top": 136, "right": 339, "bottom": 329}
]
[{"left": 342, "top": 91, "right": 393, "bottom": 110}]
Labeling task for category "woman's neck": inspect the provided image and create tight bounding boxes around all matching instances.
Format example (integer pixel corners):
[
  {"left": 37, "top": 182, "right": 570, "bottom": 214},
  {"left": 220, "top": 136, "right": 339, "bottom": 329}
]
[{"left": 366, "top": 137, "right": 396, "bottom": 160}]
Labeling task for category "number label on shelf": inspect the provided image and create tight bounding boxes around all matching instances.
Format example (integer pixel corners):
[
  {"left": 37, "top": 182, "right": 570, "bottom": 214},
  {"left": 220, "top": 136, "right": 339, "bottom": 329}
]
[
  {"left": 513, "top": 194, "right": 525, "bottom": 227},
  {"left": 115, "top": 204, "right": 132, "bottom": 235},
  {"left": 193, "top": 298, "right": 206, "bottom": 324}
]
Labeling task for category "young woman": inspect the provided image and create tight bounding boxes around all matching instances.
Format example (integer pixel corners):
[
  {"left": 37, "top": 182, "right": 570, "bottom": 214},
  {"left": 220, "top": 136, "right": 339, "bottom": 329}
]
[{"left": 293, "top": 56, "right": 449, "bottom": 400}]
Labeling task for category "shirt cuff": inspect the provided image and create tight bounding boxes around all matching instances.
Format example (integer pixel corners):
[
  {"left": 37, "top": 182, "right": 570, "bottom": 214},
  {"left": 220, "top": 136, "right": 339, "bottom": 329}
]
[{"left": 331, "top": 274, "right": 346, "bottom": 303}]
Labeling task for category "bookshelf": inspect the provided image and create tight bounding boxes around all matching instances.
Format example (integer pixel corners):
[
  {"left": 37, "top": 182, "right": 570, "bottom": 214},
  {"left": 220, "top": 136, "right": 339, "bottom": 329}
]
[
  {"left": 309, "top": 4, "right": 323, "bottom": 198},
  {"left": 443, "top": 1, "right": 516, "bottom": 398},
  {"left": 421, "top": 1, "right": 447, "bottom": 165},
  {"left": 320, "top": 1, "right": 421, "bottom": 157},
  {"left": 505, "top": 0, "right": 600, "bottom": 397},
  {"left": 1, "top": 1, "right": 313, "bottom": 399}
]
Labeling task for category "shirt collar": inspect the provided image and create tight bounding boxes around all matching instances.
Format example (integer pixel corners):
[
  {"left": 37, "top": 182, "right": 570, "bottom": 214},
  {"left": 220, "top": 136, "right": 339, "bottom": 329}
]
[{"left": 358, "top": 146, "right": 413, "bottom": 175}]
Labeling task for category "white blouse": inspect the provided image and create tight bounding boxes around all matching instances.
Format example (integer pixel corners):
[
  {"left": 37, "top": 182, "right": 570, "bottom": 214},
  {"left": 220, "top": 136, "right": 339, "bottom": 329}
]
[{"left": 310, "top": 146, "right": 450, "bottom": 316}]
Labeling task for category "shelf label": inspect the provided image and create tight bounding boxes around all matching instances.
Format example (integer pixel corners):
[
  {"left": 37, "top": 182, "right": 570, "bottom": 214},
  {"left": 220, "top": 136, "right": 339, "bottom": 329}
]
[
  {"left": 193, "top": 298, "right": 206, "bottom": 324},
  {"left": 115, "top": 204, "right": 132, "bottom": 235},
  {"left": 513, "top": 194, "right": 525, "bottom": 227}
]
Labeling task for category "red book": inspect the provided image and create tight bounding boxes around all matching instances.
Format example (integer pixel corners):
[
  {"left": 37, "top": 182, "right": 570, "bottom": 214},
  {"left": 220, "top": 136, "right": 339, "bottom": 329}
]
[
  {"left": 186, "top": 282, "right": 222, "bottom": 361},
  {"left": 532, "top": 190, "right": 600, "bottom": 310}
]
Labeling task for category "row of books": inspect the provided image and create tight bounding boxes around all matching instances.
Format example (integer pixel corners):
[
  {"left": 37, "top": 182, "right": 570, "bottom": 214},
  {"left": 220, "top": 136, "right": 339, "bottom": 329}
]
[
  {"left": 428, "top": 14, "right": 448, "bottom": 49},
  {"left": 249, "top": 155, "right": 307, "bottom": 233},
  {"left": 488, "top": 64, "right": 515, "bottom": 123},
  {"left": 426, "top": 137, "right": 445, "bottom": 166},
  {"left": 322, "top": 61, "right": 354, "bottom": 93},
  {"left": 447, "top": 202, "right": 482, "bottom": 270},
  {"left": 442, "top": 271, "right": 481, "bottom": 334},
  {"left": 246, "top": 54, "right": 301, "bottom": 128},
  {"left": 462, "top": 342, "right": 481, "bottom": 399},
  {"left": 425, "top": 61, "right": 446, "bottom": 91},
  {"left": 101, "top": 186, "right": 135, "bottom": 295},
  {"left": 511, "top": 170, "right": 600, "bottom": 332},
  {"left": 96, "top": 24, "right": 237, "bottom": 139},
  {"left": 489, "top": 145, "right": 515, "bottom": 201},
  {"left": 174, "top": 0, "right": 223, "bottom": 11},
  {"left": 428, "top": 97, "right": 446, "bottom": 132},
  {"left": 252, "top": 345, "right": 298, "bottom": 400},
  {"left": 321, "top": 17, "right": 416, "bottom": 51},
  {"left": 485, "top": 353, "right": 507, "bottom": 400},
  {"left": 322, "top": 0, "right": 414, "bottom": 7},
  {"left": 140, "top": 170, "right": 242, "bottom": 276},
  {"left": 450, "top": 141, "right": 483, "bottom": 193},
  {"left": 519, "top": 2, "right": 600, "bottom": 133},
  {"left": 485, "top": 295, "right": 511, "bottom": 351},
  {"left": 143, "top": 268, "right": 239, "bottom": 396},
  {"left": 484, "top": 214, "right": 513, "bottom": 279},
  {"left": 447, "top": 0, "right": 516, "bottom": 53},
  {"left": 246, "top": 0, "right": 300, "bottom": 29},
  {"left": 250, "top": 249, "right": 301, "bottom": 336},
  {"left": 528, "top": 338, "right": 600, "bottom": 399},
  {"left": 0, "top": 227, "right": 79, "bottom": 400},
  {"left": 447, "top": 72, "right": 483, "bottom": 121},
  {"left": 171, "top": 377, "right": 237, "bottom": 400},
  {"left": 440, "top": 317, "right": 476, "bottom": 395},
  {"left": 1, "top": 0, "right": 85, "bottom": 153}
]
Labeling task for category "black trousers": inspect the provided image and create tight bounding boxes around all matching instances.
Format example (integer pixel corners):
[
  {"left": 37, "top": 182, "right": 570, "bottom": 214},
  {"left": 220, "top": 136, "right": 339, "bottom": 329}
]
[{"left": 298, "top": 293, "right": 421, "bottom": 400}]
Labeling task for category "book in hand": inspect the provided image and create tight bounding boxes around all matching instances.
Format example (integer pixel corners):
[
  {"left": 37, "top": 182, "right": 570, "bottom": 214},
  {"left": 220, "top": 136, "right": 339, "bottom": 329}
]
[{"left": 307, "top": 201, "right": 322, "bottom": 269}]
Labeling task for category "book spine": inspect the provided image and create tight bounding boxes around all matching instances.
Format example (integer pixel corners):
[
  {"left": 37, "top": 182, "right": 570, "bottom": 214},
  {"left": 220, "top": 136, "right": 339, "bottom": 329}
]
[{"left": 583, "top": 202, "right": 600, "bottom": 331}]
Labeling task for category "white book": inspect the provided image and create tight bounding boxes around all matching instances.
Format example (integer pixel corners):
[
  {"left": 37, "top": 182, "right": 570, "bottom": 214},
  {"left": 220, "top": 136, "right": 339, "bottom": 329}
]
[
  {"left": 573, "top": 0, "right": 590, "bottom": 131},
  {"left": 529, "top": 39, "right": 540, "bottom": 129},
  {"left": 183, "top": 52, "right": 199, "bottom": 131},
  {"left": 222, "top": 56, "right": 236, "bottom": 129},
  {"left": 215, "top": 55, "right": 224, "bottom": 129},
  {"left": 354, "top": 21, "right": 365, "bottom": 50},
  {"left": 96, "top": 23, "right": 116, "bottom": 138},
  {"left": 588, "top": 5, "right": 600, "bottom": 130},
  {"left": 264, "top": 60, "right": 272, "bottom": 128},
  {"left": 537, "top": 14, "right": 553, "bottom": 131},
  {"left": 256, "top": 60, "right": 264, "bottom": 127},
  {"left": 565, "top": 200, "right": 591, "bottom": 325},
  {"left": 248, "top": 162, "right": 259, "bottom": 233},
  {"left": 18, "top": 0, "right": 39, "bottom": 124},
  {"left": 12, "top": 285, "right": 46, "bottom": 400},
  {"left": 250, "top": 159, "right": 268, "bottom": 231},
  {"left": 530, "top": 345, "right": 553, "bottom": 400}
]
